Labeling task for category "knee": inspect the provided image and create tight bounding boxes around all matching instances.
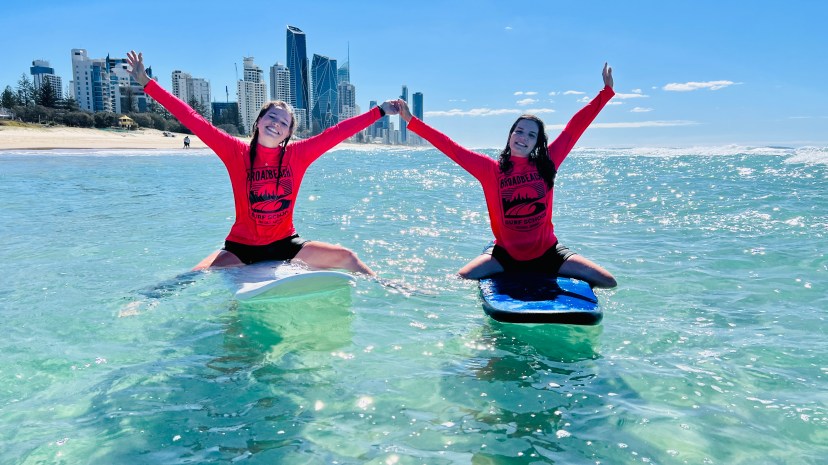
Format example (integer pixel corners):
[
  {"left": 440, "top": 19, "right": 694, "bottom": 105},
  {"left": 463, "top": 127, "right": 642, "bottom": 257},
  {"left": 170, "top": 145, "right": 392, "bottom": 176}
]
[
  {"left": 593, "top": 273, "right": 617, "bottom": 289},
  {"left": 337, "top": 248, "right": 360, "bottom": 267}
]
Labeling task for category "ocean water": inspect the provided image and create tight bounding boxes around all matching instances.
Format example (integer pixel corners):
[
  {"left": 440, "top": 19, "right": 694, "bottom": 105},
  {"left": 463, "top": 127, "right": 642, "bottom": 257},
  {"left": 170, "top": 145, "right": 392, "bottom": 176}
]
[{"left": 0, "top": 145, "right": 826, "bottom": 464}]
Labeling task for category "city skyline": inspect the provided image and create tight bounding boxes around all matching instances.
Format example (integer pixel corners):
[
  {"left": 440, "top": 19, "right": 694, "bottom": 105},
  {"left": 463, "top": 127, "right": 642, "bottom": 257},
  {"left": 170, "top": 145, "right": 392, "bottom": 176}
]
[{"left": 1, "top": 0, "right": 826, "bottom": 148}]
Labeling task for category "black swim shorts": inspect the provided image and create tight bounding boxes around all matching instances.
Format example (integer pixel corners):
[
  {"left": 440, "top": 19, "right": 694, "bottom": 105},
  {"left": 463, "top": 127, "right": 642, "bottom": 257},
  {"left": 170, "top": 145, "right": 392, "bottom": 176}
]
[
  {"left": 223, "top": 235, "right": 309, "bottom": 264},
  {"left": 485, "top": 242, "right": 576, "bottom": 274}
]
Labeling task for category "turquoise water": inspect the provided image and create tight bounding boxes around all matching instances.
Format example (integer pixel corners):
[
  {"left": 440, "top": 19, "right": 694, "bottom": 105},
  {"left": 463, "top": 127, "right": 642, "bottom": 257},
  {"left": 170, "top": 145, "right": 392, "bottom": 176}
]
[{"left": 1, "top": 146, "right": 826, "bottom": 464}]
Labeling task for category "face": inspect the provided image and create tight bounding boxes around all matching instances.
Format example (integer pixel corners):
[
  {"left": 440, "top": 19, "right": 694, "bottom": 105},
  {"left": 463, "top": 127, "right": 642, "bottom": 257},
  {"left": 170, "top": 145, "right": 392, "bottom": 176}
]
[
  {"left": 508, "top": 119, "right": 540, "bottom": 158},
  {"left": 256, "top": 106, "right": 293, "bottom": 147}
]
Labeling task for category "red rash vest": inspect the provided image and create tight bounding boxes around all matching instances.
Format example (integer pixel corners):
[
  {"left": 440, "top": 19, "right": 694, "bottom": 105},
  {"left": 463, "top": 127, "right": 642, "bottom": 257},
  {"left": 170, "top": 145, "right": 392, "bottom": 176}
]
[
  {"left": 144, "top": 80, "right": 382, "bottom": 246},
  {"left": 407, "top": 85, "right": 614, "bottom": 261}
]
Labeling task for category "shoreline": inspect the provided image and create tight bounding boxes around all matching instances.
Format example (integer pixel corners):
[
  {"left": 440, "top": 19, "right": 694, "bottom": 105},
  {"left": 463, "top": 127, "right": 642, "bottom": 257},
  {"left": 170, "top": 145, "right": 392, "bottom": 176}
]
[
  {"left": 0, "top": 124, "right": 402, "bottom": 151},
  {"left": 0, "top": 124, "right": 214, "bottom": 150}
]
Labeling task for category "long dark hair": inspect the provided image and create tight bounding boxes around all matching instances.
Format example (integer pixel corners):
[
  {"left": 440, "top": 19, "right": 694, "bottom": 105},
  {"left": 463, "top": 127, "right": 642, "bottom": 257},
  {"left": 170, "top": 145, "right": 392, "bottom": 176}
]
[{"left": 498, "top": 115, "right": 555, "bottom": 189}]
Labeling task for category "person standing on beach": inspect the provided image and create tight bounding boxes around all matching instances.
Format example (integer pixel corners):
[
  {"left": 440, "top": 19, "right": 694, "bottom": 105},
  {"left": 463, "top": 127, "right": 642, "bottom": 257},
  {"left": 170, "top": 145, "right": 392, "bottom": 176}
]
[
  {"left": 397, "top": 63, "right": 617, "bottom": 288},
  {"left": 127, "top": 51, "right": 398, "bottom": 275},
  {"left": 183, "top": 135, "right": 190, "bottom": 149}
]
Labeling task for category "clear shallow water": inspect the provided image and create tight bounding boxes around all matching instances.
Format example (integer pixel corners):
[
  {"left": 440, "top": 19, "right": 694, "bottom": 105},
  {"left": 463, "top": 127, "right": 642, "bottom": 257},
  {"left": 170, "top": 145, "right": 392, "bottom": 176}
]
[{"left": 1, "top": 146, "right": 826, "bottom": 464}]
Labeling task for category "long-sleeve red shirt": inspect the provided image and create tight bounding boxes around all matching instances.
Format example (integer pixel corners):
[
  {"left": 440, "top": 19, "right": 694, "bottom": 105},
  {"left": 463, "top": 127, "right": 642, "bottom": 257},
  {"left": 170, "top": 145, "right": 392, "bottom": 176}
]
[
  {"left": 144, "top": 80, "right": 381, "bottom": 246},
  {"left": 407, "top": 85, "right": 614, "bottom": 261}
]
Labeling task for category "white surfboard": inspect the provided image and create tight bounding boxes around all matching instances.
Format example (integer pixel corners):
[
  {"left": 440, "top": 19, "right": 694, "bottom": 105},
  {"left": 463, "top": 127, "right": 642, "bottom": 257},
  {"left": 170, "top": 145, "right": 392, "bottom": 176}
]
[{"left": 232, "top": 261, "right": 356, "bottom": 302}]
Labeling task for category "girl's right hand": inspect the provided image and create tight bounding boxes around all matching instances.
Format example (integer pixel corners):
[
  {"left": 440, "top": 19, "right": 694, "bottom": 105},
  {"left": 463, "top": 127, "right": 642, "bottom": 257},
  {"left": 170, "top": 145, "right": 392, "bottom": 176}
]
[{"left": 126, "top": 51, "right": 151, "bottom": 87}]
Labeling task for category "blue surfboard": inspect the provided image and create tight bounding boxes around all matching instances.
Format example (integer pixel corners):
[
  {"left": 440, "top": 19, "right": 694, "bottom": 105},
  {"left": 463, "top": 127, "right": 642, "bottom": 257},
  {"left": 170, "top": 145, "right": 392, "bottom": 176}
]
[{"left": 479, "top": 273, "right": 602, "bottom": 325}]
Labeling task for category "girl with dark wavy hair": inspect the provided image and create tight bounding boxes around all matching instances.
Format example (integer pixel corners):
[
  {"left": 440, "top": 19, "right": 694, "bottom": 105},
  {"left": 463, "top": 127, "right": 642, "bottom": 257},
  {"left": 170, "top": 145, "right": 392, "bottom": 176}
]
[
  {"left": 398, "top": 64, "right": 617, "bottom": 288},
  {"left": 127, "top": 51, "right": 399, "bottom": 275}
]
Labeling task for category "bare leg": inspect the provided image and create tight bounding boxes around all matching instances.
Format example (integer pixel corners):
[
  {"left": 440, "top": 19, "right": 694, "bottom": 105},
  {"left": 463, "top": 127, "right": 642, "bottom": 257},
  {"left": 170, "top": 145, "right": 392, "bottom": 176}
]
[
  {"left": 558, "top": 254, "right": 617, "bottom": 288},
  {"left": 192, "top": 249, "right": 245, "bottom": 271},
  {"left": 294, "top": 241, "right": 375, "bottom": 276},
  {"left": 458, "top": 254, "right": 505, "bottom": 279}
]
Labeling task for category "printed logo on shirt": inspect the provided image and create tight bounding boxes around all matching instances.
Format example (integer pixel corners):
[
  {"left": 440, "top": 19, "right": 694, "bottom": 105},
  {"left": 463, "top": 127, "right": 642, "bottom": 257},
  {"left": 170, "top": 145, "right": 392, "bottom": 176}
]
[
  {"left": 248, "top": 166, "right": 292, "bottom": 225},
  {"left": 499, "top": 171, "right": 546, "bottom": 232}
]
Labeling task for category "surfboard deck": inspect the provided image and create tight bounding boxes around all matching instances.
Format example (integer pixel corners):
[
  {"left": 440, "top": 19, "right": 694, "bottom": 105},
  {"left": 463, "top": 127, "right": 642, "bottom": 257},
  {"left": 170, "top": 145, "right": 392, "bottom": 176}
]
[
  {"left": 479, "top": 273, "right": 602, "bottom": 325},
  {"left": 232, "top": 261, "right": 356, "bottom": 302}
]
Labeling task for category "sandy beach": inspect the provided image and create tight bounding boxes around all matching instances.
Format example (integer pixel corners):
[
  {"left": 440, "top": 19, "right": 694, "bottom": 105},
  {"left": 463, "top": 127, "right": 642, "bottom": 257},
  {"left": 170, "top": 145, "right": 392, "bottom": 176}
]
[{"left": 0, "top": 124, "right": 219, "bottom": 150}]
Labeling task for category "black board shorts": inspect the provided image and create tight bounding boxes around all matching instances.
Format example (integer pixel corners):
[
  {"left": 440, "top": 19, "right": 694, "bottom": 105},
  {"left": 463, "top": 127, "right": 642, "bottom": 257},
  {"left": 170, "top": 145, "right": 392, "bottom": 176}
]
[
  {"left": 224, "top": 235, "right": 309, "bottom": 264},
  {"left": 485, "top": 242, "right": 576, "bottom": 274}
]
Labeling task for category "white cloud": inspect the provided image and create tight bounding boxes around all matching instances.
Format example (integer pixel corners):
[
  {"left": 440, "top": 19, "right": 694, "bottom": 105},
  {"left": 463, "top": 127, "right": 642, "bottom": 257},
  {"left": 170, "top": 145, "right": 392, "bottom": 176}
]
[
  {"left": 614, "top": 92, "right": 649, "bottom": 99},
  {"left": 516, "top": 98, "right": 538, "bottom": 106},
  {"left": 663, "top": 80, "right": 738, "bottom": 92},
  {"left": 632, "top": 89, "right": 642, "bottom": 94},
  {"left": 514, "top": 91, "right": 524, "bottom": 95},
  {"left": 505, "top": 26, "right": 513, "bottom": 31},
  {"left": 577, "top": 96, "right": 590, "bottom": 103},
  {"left": 607, "top": 101, "right": 624, "bottom": 105},
  {"left": 563, "top": 90, "right": 585, "bottom": 95},
  {"left": 524, "top": 91, "right": 538, "bottom": 96},
  {"left": 425, "top": 107, "right": 556, "bottom": 117},
  {"left": 545, "top": 120, "right": 697, "bottom": 129},
  {"left": 599, "top": 120, "right": 697, "bottom": 128},
  {"left": 514, "top": 91, "right": 538, "bottom": 96},
  {"left": 631, "top": 107, "right": 654, "bottom": 113},
  {"left": 548, "top": 91, "right": 558, "bottom": 96}
]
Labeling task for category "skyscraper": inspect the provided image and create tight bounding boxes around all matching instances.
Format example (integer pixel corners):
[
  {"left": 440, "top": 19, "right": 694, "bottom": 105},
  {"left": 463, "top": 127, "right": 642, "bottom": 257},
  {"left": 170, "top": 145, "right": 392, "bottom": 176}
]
[
  {"left": 399, "top": 85, "right": 408, "bottom": 143},
  {"left": 237, "top": 57, "right": 266, "bottom": 135},
  {"left": 30, "top": 60, "right": 63, "bottom": 100},
  {"left": 311, "top": 54, "right": 338, "bottom": 134},
  {"left": 71, "top": 49, "right": 111, "bottom": 112},
  {"left": 412, "top": 92, "right": 424, "bottom": 145},
  {"left": 337, "top": 61, "right": 350, "bottom": 85},
  {"left": 286, "top": 25, "right": 309, "bottom": 131},
  {"left": 269, "top": 62, "right": 291, "bottom": 102},
  {"left": 172, "top": 70, "right": 212, "bottom": 121},
  {"left": 71, "top": 49, "right": 151, "bottom": 113},
  {"left": 337, "top": 81, "right": 356, "bottom": 121}
]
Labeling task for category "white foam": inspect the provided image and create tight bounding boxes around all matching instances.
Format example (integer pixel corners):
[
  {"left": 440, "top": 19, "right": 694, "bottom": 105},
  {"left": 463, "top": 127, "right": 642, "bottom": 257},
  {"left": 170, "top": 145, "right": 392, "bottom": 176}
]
[{"left": 784, "top": 146, "right": 828, "bottom": 165}]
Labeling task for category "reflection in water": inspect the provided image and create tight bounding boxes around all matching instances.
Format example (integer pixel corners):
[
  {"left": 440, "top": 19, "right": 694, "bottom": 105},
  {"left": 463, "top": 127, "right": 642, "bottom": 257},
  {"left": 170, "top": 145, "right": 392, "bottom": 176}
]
[
  {"left": 91, "top": 287, "right": 357, "bottom": 464},
  {"left": 435, "top": 323, "right": 609, "bottom": 464}
]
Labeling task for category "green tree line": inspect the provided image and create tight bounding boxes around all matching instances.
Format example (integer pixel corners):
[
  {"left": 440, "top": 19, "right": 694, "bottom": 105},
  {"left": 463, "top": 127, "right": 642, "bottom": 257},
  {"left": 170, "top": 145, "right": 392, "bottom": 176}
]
[{"left": 1, "top": 74, "right": 243, "bottom": 136}]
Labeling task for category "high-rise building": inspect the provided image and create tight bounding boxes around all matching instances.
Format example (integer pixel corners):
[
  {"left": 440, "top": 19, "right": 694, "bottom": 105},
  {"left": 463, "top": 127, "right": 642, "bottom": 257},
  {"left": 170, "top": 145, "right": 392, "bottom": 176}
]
[
  {"left": 269, "top": 63, "right": 292, "bottom": 103},
  {"left": 311, "top": 54, "right": 338, "bottom": 134},
  {"left": 411, "top": 92, "right": 424, "bottom": 145},
  {"left": 30, "top": 60, "right": 63, "bottom": 100},
  {"left": 337, "top": 81, "right": 356, "bottom": 121},
  {"left": 71, "top": 49, "right": 111, "bottom": 113},
  {"left": 237, "top": 57, "right": 267, "bottom": 135},
  {"left": 412, "top": 92, "right": 423, "bottom": 120},
  {"left": 171, "top": 70, "right": 189, "bottom": 101},
  {"left": 171, "top": 70, "right": 212, "bottom": 121},
  {"left": 337, "top": 61, "right": 350, "bottom": 85},
  {"left": 71, "top": 49, "right": 151, "bottom": 114},
  {"left": 286, "top": 25, "right": 309, "bottom": 130},
  {"left": 369, "top": 100, "right": 390, "bottom": 143},
  {"left": 399, "top": 85, "right": 409, "bottom": 143}
]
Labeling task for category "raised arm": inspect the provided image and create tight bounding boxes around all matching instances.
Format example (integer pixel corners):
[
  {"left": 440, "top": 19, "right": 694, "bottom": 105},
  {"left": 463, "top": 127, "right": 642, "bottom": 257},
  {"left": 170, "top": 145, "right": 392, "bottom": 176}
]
[
  {"left": 548, "top": 63, "right": 615, "bottom": 167},
  {"left": 126, "top": 51, "right": 240, "bottom": 158},
  {"left": 400, "top": 100, "right": 494, "bottom": 179},
  {"left": 294, "top": 99, "right": 400, "bottom": 162}
]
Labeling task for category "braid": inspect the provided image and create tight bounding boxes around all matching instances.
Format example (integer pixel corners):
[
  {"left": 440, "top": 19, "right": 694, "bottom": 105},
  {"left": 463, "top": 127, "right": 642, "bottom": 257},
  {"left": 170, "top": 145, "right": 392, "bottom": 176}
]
[{"left": 249, "top": 129, "right": 259, "bottom": 169}]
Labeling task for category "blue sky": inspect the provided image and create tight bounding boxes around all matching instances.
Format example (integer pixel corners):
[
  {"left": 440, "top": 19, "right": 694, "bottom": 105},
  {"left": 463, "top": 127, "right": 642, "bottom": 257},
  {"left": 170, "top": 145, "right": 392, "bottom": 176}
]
[{"left": 2, "top": 0, "right": 826, "bottom": 148}]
